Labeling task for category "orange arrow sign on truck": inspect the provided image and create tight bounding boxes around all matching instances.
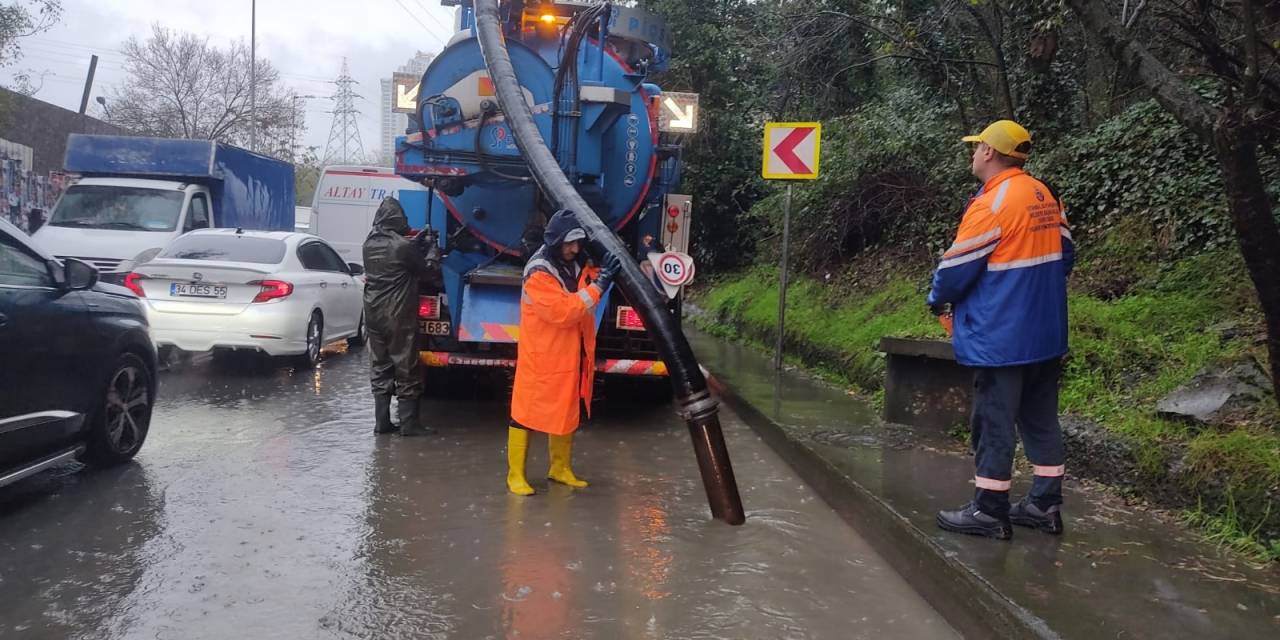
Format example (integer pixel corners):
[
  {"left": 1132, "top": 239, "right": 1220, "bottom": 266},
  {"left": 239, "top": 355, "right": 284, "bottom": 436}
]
[{"left": 762, "top": 122, "right": 822, "bottom": 180}]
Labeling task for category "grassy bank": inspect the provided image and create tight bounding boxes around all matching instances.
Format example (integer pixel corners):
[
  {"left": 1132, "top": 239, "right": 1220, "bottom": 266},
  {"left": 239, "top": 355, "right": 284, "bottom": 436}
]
[{"left": 692, "top": 249, "right": 1280, "bottom": 561}]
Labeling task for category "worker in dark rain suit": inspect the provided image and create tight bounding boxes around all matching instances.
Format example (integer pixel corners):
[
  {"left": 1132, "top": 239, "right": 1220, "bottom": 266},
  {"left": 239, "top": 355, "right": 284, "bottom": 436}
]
[
  {"left": 363, "top": 197, "right": 432, "bottom": 437},
  {"left": 928, "top": 120, "right": 1074, "bottom": 540},
  {"left": 506, "top": 209, "right": 621, "bottom": 496}
]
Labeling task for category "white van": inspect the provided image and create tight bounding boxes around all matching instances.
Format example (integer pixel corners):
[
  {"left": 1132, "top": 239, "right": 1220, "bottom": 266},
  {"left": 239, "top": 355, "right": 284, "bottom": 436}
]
[{"left": 310, "top": 166, "right": 427, "bottom": 264}]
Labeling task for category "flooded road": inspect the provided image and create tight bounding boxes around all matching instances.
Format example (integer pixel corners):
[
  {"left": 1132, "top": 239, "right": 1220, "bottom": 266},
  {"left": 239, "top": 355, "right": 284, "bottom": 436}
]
[{"left": 0, "top": 345, "right": 957, "bottom": 639}]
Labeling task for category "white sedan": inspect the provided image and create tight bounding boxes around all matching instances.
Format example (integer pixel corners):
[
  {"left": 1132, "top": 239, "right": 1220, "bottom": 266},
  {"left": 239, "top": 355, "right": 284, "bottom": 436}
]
[{"left": 127, "top": 229, "right": 366, "bottom": 367}]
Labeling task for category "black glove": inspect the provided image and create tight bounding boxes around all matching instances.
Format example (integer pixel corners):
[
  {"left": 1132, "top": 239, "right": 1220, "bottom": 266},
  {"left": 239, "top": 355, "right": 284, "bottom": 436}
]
[
  {"left": 595, "top": 252, "right": 623, "bottom": 291},
  {"left": 928, "top": 302, "right": 949, "bottom": 317}
]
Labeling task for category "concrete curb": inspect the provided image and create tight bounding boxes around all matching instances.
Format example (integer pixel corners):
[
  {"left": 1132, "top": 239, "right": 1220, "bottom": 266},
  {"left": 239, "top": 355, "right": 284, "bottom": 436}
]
[{"left": 707, "top": 372, "right": 1060, "bottom": 640}]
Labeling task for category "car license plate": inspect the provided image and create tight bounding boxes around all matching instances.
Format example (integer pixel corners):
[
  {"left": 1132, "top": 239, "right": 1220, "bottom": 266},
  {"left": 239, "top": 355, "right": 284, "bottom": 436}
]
[
  {"left": 170, "top": 283, "right": 227, "bottom": 299},
  {"left": 421, "top": 320, "right": 451, "bottom": 336}
]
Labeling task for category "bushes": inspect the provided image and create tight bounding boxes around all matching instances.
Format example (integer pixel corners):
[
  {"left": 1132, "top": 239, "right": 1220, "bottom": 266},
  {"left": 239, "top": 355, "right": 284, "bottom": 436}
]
[
  {"left": 752, "top": 87, "right": 973, "bottom": 274},
  {"left": 746, "top": 90, "right": 1256, "bottom": 287}
]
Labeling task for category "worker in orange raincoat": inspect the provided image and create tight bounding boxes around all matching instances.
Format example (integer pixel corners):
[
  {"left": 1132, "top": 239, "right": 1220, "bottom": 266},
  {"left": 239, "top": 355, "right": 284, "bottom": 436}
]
[{"left": 507, "top": 209, "right": 621, "bottom": 496}]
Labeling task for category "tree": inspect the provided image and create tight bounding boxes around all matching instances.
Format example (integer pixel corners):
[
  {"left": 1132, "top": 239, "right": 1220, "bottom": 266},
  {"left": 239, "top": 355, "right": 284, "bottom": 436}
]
[
  {"left": 639, "top": 0, "right": 774, "bottom": 272},
  {"left": 294, "top": 146, "right": 321, "bottom": 207},
  {"left": 1065, "top": 0, "right": 1280, "bottom": 402},
  {"left": 107, "top": 25, "right": 303, "bottom": 158},
  {"left": 0, "top": 1, "right": 62, "bottom": 94}
]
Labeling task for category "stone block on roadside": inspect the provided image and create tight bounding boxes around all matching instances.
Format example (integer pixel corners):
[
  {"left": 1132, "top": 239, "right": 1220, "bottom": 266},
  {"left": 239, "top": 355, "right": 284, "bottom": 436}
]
[{"left": 1155, "top": 358, "right": 1274, "bottom": 425}]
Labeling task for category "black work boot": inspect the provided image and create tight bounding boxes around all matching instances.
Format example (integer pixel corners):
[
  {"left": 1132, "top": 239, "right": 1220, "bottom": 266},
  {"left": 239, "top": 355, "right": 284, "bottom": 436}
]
[
  {"left": 1010, "top": 497, "right": 1064, "bottom": 535},
  {"left": 937, "top": 502, "right": 1013, "bottom": 540},
  {"left": 396, "top": 396, "right": 433, "bottom": 437},
  {"left": 373, "top": 394, "right": 397, "bottom": 434}
]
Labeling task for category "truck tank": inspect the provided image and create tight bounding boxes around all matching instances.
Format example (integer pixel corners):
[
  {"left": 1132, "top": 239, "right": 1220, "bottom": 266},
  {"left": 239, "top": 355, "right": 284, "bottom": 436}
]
[
  {"left": 395, "top": 0, "right": 683, "bottom": 377},
  {"left": 398, "top": 3, "right": 669, "bottom": 242}
]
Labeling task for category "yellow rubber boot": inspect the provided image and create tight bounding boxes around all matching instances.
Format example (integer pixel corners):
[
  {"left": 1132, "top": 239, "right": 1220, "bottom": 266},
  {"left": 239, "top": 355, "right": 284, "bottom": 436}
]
[
  {"left": 547, "top": 433, "right": 589, "bottom": 488},
  {"left": 506, "top": 427, "right": 535, "bottom": 496}
]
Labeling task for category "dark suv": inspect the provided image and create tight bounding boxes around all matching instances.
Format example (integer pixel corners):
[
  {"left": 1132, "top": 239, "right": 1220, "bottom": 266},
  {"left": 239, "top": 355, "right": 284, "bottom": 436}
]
[{"left": 0, "top": 218, "right": 157, "bottom": 489}]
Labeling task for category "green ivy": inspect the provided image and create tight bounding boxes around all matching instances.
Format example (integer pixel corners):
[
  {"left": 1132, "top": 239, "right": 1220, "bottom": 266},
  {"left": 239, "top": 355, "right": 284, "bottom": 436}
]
[{"left": 1035, "top": 98, "right": 1264, "bottom": 255}]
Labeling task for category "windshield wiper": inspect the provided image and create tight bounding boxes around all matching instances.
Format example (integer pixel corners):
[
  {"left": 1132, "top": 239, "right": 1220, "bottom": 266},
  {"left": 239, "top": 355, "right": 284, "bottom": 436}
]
[
  {"left": 51, "top": 219, "right": 100, "bottom": 227},
  {"left": 97, "top": 221, "right": 152, "bottom": 231}
]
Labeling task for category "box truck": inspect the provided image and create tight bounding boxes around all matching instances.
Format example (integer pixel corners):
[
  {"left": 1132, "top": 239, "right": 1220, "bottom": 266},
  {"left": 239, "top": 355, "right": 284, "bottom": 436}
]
[{"left": 33, "top": 135, "right": 295, "bottom": 282}]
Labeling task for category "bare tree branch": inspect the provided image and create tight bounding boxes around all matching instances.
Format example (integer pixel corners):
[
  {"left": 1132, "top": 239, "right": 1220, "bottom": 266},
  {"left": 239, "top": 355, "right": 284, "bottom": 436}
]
[
  {"left": 109, "top": 24, "right": 301, "bottom": 156},
  {"left": 1065, "top": 0, "right": 1217, "bottom": 138}
]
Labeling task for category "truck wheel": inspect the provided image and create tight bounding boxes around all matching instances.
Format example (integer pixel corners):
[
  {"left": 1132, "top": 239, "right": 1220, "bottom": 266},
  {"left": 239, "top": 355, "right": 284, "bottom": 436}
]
[
  {"left": 84, "top": 352, "right": 154, "bottom": 467},
  {"left": 348, "top": 313, "right": 367, "bottom": 348},
  {"left": 295, "top": 312, "right": 323, "bottom": 369}
]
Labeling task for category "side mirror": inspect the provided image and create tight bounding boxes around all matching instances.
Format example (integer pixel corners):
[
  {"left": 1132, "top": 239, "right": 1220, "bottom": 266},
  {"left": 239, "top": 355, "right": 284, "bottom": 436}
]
[
  {"left": 63, "top": 258, "right": 99, "bottom": 291},
  {"left": 347, "top": 262, "right": 365, "bottom": 276}
]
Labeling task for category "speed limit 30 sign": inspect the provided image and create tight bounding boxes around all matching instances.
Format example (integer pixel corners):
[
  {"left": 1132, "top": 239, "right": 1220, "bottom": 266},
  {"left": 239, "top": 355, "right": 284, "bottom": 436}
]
[
  {"left": 648, "top": 251, "right": 695, "bottom": 298},
  {"left": 655, "top": 252, "right": 694, "bottom": 286}
]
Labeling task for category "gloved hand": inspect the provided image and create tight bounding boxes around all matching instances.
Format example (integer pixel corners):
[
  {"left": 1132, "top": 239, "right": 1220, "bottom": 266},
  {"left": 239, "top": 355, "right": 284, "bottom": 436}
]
[
  {"left": 594, "top": 252, "right": 623, "bottom": 291},
  {"left": 928, "top": 302, "right": 949, "bottom": 317}
]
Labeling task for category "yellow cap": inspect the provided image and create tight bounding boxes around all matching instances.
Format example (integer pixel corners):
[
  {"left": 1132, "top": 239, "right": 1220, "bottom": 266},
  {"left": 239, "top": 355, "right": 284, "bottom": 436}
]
[{"left": 962, "top": 120, "right": 1032, "bottom": 159}]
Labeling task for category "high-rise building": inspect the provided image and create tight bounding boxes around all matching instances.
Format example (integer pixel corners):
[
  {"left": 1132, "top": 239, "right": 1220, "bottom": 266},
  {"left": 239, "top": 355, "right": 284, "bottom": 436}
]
[{"left": 380, "top": 51, "right": 436, "bottom": 166}]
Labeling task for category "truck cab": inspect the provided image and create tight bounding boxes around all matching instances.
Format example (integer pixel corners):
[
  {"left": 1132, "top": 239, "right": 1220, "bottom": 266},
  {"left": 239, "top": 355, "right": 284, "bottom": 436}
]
[{"left": 34, "top": 178, "right": 214, "bottom": 282}]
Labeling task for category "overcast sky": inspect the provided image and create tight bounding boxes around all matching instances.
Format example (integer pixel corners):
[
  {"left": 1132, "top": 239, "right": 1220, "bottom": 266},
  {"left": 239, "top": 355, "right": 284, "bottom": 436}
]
[{"left": 1, "top": 0, "right": 457, "bottom": 157}]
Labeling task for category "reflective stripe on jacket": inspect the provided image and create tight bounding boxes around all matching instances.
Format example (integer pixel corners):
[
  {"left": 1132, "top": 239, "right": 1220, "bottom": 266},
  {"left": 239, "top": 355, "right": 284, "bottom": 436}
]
[
  {"left": 927, "top": 168, "right": 1074, "bottom": 367},
  {"left": 510, "top": 251, "right": 602, "bottom": 435}
]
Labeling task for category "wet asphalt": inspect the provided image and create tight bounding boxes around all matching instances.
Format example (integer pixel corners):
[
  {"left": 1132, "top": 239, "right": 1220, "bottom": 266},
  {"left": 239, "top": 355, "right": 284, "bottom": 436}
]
[{"left": 0, "top": 343, "right": 958, "bottom": 640}]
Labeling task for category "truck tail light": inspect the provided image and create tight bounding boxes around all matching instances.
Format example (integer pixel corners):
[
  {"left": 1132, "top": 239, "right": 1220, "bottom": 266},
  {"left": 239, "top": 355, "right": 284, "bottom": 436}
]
[
  {"left": 418, "top": 295, "right": 441, "bottom": 319},
  {"left": 615, "top": 306, "right": 646, "bottom": 331},
  {"left": 124, "top": 272, "right": 147, "bottom": 297},
  {"left": 250, "top": 280, "right": 293, "bottom": 303}
]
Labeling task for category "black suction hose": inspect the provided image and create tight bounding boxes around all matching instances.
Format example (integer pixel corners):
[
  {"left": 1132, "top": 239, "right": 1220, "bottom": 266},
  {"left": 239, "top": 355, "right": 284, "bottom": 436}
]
[{"left": 473, "top": 0, "right": 744, "bottom": 525}]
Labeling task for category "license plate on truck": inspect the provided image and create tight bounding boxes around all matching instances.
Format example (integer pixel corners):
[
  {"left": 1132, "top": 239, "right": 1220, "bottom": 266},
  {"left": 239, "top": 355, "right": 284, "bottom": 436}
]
[
  {"left": 420, "top": 320, "right": 451, "bottom": 336},
  {"left": 170, "top": 283, "right": 227, "bottom": 298}
]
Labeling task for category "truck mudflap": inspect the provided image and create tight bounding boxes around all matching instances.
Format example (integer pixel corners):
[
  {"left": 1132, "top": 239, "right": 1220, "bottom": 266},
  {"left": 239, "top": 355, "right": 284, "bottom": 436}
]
[{"left": 419, "top": 351, "right": 668, "bottom": 376}]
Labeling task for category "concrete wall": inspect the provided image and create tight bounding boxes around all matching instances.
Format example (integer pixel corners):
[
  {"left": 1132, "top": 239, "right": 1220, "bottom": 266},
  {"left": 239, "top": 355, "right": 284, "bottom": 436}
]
[{"left": 0, "top": 88, "right": 126, "bottom": 175}]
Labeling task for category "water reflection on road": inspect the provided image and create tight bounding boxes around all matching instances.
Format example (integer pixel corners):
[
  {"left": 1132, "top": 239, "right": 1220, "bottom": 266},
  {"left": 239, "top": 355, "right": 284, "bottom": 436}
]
[{"left": 1, "top": 347, "right": 956, "bottom": 639}]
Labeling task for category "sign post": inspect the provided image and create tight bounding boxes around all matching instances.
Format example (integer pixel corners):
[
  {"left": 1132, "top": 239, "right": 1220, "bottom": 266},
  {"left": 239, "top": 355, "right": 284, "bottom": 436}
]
[
  {"left": 775, "top": 182, "right": 793, "bottom": 371},
  {"left": 761, "top": 122, "right": 822, "bottom": 370}
]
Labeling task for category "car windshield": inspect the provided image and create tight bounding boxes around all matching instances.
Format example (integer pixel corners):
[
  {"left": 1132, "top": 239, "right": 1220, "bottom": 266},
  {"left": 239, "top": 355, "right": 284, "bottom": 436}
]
[
  {"left": 158, "top": 234, "right": 287, "bottom": 265},
  {"left": 49, "top": 185, "right": 186, "bottom": 232}
]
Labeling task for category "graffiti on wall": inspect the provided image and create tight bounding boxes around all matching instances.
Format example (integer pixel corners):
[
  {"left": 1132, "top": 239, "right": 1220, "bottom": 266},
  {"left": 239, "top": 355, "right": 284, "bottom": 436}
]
[{"left": 0, "top": 154, "right": 68, "bottom": 234}]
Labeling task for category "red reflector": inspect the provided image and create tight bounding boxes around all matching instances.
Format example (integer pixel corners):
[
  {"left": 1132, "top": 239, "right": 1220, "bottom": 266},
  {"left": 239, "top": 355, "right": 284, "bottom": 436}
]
[
  {"left": 124, "top": 272, "right": 146, "bottom": 297},
  {"left": 616, "top": 306, "right": 645, "bottom": 331},
  {"left": 418, "top": 295, "right": 440, "bottom": 319},
  {"left": 250, "top": 280, "right": 293, "bottom": 303}
]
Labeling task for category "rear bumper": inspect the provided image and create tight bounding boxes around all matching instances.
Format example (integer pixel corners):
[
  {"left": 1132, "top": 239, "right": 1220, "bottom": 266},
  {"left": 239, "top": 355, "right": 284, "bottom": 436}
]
[
  {"left": 147, "top": 303, "right": 309, "bottom": 356},
  {"left": 419, "top": 351, "right": 668, "bottom": 377}
]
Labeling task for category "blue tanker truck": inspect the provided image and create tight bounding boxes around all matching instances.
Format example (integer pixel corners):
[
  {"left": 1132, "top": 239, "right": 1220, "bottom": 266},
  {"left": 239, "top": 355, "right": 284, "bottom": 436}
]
[{"left": 395, "top": 0, "right": 693, "bottom": 379}]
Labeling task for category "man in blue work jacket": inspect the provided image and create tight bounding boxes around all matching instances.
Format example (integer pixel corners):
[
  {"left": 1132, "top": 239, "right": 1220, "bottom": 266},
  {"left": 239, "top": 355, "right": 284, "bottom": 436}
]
[{"left": 928, "top": 120, "right": 1074, "bottom": 540}]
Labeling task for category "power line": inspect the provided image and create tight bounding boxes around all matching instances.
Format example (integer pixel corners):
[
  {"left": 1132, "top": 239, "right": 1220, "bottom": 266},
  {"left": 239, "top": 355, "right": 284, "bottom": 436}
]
[
  {"left": 19, "top": 44, "right": 125, "bottom": 63},
  {"left": 17, "top": 44, "right": 126, "bottom": 64},
  {"left": 21, "top": 37, "right": 127, "bottom": 57},
  {"left": 14, "top": 53, "right": 127, "bottom": 72},
  {"left": 413, "top": 0, "right": 458, "bottom": 37},
  {"left": 393, "top": 0, "right": 449, "bottom": 48}
]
